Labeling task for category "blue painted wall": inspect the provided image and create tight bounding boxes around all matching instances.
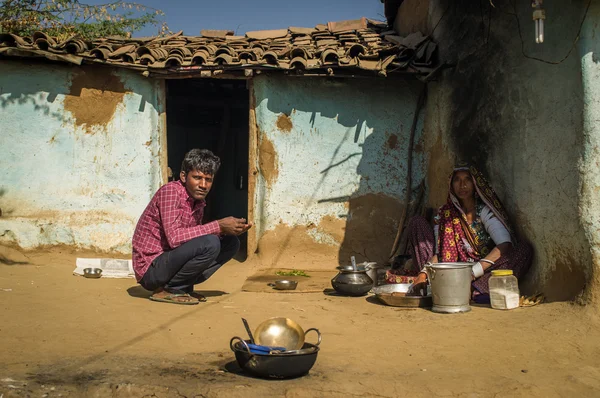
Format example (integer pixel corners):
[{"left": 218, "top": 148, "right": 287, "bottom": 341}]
[
  {"left": 0, "top": 61, "right": 165, "bottom": 253},
  {"left": 0, "top": 60, "right": 424, "bottom": 268},
  {"left": 252, "top": 75, "right": 425, "bottom": 266}
]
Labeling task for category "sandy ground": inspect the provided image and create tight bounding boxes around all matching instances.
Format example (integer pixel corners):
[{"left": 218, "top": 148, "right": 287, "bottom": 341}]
[{"left": 1, "top": 246, "right": 600, "bottom": 398}]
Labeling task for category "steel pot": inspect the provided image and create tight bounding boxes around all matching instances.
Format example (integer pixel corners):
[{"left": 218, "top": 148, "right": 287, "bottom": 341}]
[
  {"left": 362, "top": 262, "right": 383, "bottom": 287},
  {"left": 230, "top": 337, "right": 320, "bottom": 379},
  {"left": 331, "top": 265, "right": 373, "bottom": 296},
  {"left": 425, "top": 262, "right": 472, "bottom": 313}
]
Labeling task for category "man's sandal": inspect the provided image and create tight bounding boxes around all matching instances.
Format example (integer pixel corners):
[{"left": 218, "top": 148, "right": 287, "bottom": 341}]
[
  {"left": 188, "top": 292, "right": 207, "bottom": 302},
  {"left": 149, "top": 291, "right": 199, "bottom": 305}
]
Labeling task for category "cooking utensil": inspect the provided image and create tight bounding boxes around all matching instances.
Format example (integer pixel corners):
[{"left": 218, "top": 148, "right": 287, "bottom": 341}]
[
  {"left": 362, "top": 262, "right": 381, "bottom": 287},
  {"left": 331, "top": 265, "right": 373, "bottom": 296},
  {"left": 246, "top": 343, "right": 286, "bottom": 354},
  {"left": 83, "top": 268, "right": 102, "bottom": 279},
  {"left": 230, "top": 337, "right": 320, "bottom": 379},
  {"left": 254, "top": 318, "right": 320, "bottom": 351},
  {"left": 267, "top": 280, "right": 298, "bottom": 290},
  {"left": 425, "top": 262, "right": 472, "bottom": 313},
  {"left": 351, "top": 256, "right": 357, "bottom": 271},
  {"left": 372, "top": 284, "right": 433, "bottom": 308},
  {"left": 241, "top": 318, "right": 256, "bottom": 344}
]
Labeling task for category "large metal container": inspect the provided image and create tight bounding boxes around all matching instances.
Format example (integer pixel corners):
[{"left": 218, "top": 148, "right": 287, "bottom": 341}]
[{"left": 425, "top": 262, "right": 472, "bottom": 313}]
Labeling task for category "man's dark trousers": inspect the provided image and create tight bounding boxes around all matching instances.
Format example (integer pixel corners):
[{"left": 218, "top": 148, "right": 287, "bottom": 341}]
[{"left": 140, "top": 235, "right": 240, "bottom": 293}]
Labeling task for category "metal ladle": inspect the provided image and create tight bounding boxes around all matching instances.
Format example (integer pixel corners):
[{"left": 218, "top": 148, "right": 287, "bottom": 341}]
[{"left": 241, "top": 318, "right": 256, "bottom": 345}]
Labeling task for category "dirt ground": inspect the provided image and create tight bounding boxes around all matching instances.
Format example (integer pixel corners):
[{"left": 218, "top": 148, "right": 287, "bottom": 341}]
[{"left": 1, "top": 246, "right": 600, "bottom": 398}]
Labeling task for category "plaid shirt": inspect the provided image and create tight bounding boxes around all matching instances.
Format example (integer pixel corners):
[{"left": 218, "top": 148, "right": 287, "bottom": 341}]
[{"left": 132, "top": 180, "right": 221, "bottom": 281}]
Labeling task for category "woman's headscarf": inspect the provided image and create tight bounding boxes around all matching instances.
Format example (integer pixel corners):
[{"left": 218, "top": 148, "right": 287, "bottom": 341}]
[{"left": 436, "top": 163, "right": 513, "bottom": 262}]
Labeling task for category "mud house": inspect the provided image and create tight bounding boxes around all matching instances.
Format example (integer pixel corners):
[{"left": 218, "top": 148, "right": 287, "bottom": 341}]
[{"left": 0, "top": 19, "right": 439, "bottom": 271}]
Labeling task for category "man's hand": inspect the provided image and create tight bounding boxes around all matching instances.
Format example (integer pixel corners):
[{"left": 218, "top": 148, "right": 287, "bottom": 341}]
[
  {"left": 217, "top": 217, "right": 253, "bottom": 236},
  {"left": 240, "top": 221, "right": 253, "bottom": 235}
]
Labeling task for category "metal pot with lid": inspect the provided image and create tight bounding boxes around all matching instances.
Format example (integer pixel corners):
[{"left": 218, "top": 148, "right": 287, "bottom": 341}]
[{"left": 331, "top": 264, "right": 373, "bottom": 296}]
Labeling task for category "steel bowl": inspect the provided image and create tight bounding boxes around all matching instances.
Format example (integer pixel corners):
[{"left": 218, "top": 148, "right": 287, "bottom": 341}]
[
  {"left": 83, "top": 268, "right": 102, "bottom": 279},
  {"left": 268, "top": 280, "right": 298, "bottom": 290},
  {"left": 230, "top": 337, "right": 320, "bottom": 379}
]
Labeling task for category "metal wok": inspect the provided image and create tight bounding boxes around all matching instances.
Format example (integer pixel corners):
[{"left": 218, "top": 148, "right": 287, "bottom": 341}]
[{"left": 230, "top": 337, "right": 320, "bottom": 379}]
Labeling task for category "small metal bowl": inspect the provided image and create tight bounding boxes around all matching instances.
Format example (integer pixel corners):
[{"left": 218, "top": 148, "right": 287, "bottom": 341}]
[
  {"left": 83, "top": 268, "right": 102, "bottom": 279},
  {"left": 268, "top": 280, "right": 298, "bottom": 290}
]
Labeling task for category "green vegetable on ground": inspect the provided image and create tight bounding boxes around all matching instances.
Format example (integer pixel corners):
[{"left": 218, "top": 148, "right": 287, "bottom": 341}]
[{"left": 275, "top": 270, "right": 310, "bottom": 277}]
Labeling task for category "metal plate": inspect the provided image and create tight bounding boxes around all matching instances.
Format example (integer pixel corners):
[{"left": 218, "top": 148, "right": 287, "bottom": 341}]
[
  {"left": 372, "top": 284, "right": 412, "bottom": 294},
  {"left": 373, "top": 284, "right": 432, "bottom": 308}
]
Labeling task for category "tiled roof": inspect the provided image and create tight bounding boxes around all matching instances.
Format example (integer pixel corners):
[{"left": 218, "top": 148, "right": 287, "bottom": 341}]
[{"left": 0, "top": 18, "right": 438, "bottom": 77}]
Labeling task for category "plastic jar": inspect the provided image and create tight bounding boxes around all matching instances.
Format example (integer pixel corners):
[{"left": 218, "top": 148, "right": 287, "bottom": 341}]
[{"left": 489, "top": 270, "right": 520, "bottom": 310}]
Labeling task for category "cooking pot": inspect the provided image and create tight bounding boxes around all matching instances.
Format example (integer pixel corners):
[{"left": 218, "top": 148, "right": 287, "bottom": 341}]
[
  {"left": 331, "top": 265, "right": 373, "bottom": 296},
  {"left": 425, "top": 262, "right": 472, "bottom": 313}
]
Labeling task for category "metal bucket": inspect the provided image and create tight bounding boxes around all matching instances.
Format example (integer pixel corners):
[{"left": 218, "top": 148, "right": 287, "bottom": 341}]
[{"left": 425, "top": 262, "right": 472, "bottom": 313}]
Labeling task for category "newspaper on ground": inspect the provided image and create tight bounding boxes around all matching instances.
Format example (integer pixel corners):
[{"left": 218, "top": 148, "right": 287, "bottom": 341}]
[{"left": 73, "top": 258, "right": 134, "bottom": 279}]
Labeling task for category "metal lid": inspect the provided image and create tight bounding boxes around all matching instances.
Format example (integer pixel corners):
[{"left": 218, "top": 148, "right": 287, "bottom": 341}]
[
  {"left": 361, "top": 262, "right": 380, "bottom": 270},
  {"left": 336, "top": 265, "right": 367, "bottom": 272}
]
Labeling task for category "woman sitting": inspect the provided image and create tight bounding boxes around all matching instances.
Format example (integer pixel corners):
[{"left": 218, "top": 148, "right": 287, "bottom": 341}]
[{"left": 408, "top": 164, "right": 533, "bottom": 299}]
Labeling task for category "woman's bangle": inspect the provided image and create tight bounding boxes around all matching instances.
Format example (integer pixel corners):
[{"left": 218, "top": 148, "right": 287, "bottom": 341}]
[
  {"left": 471, "top": 262, "right": 485, "bottom": 278},
  {"left": 480, "top": 259, "right": 495, "bottom": 266}
]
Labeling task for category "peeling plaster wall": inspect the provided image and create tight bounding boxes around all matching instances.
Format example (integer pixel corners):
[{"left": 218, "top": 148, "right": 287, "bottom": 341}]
[
  {"left": 409, "top": 0, "right": 593, "bottom": 301},
  {"left": 0, "top": 62, "right": 165, "bottom": 253},
  {"left": 252, "top": 75, "right": 425, "bottom": 267}
]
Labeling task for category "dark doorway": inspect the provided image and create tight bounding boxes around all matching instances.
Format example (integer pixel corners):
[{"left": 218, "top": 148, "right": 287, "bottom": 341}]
[{"left": 166, "top": 79, "right": 249, "bottom": 260}]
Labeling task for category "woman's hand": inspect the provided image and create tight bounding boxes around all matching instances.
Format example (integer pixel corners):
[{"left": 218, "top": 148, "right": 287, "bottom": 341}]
[{"left": 408, "top": 272, "right": 428, "bottom": 296}]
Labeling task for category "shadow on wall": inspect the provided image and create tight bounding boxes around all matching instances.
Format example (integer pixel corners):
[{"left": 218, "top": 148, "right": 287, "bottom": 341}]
[
  {"left": 0, "top": 187, "right": 6, "bottom": 217},
  {"left": 0, "top": 61, "right": 153, "bottom": 129},
  {"left": 256, "top": 76, "right": 424, "bottom": 267}
]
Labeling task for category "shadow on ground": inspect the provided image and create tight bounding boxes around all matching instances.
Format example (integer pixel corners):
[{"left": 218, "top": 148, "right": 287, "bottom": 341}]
[
  {"left": 0, "top": 254, "right": 29, "bottom": 265},
  {"left": 126, "top": 285, "right": 229, "bottom": 299}
]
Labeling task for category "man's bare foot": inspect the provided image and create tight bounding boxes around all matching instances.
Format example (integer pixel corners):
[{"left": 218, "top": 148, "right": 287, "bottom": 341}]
[{"left": 149, "top": 288, "right": 199, "bottom": 305}]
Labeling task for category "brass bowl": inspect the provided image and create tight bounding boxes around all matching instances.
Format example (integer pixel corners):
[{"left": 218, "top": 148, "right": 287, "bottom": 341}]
[
  {"left": 254, "top": 317, "right": 305, "bottom": 350},
  {"left": 83, "top": 268, "right": 102, "bottom": 279}
]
